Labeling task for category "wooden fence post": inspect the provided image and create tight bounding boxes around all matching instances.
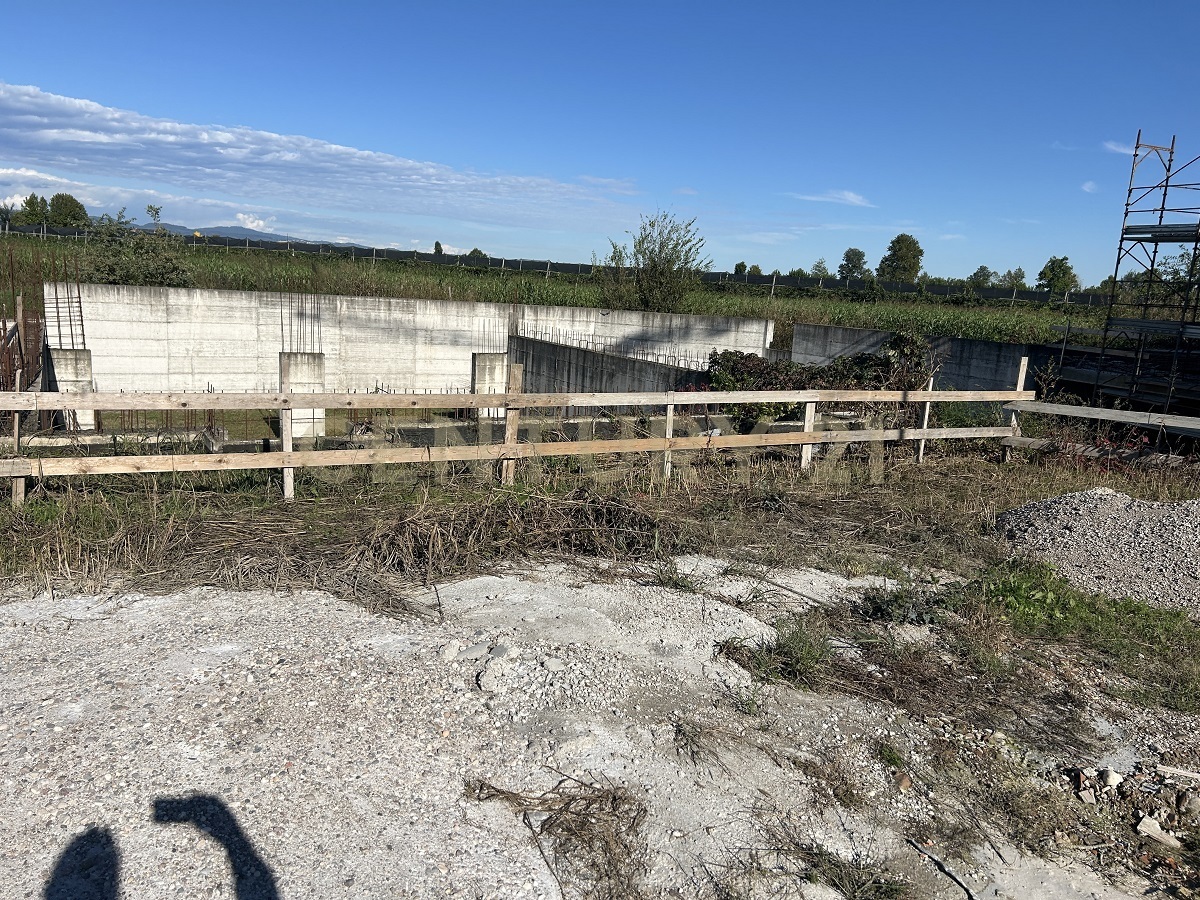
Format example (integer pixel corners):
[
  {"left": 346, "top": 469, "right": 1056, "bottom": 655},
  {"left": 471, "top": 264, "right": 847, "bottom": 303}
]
[
  {"left": 10, "top": 366, "right": 24, "bottom": 508},
  {"left": 280, "top": 357, "right": 294, "bottom": 501},
  {"left": 800, "top": 401, "right": 817, "bottom": 470},
  {"left": 916, "top": 375, "right": 935, "bottom": 464},
  {"left": 501, "top": 364, "right": 523, "bottom": 485},
  {"left": 1002, "top": 356, "right": 1029, "bottom": 463},
  {"left": 662, "top": 402, "right": 674, "bottom": 480}
]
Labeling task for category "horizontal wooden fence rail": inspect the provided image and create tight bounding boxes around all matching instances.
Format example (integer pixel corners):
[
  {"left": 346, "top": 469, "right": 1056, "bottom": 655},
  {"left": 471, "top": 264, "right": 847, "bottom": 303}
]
[
  {"left": 3, "top": 388, "right": 1034, "bottom": 412},
  {"left": 4, "top": 373, "right": 1034, "bottom": 507},
  {"left": 0, "top": 426, "right": 1016, "bottom": 480},
  {"left": 1003, "top": 400, "right": 1200, "bottom": 434}
]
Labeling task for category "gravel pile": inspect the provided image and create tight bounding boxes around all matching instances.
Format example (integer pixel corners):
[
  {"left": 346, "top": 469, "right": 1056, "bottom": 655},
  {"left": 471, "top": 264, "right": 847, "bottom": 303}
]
[{"left": 998, "top": 488, "right": 1200, "bottom": 607}]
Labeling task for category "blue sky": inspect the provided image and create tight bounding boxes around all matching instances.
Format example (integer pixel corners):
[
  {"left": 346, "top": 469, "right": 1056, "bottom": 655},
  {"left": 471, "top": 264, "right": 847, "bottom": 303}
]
[{"left": 1, "top": 1, "right": 1196, "bottom": 286}]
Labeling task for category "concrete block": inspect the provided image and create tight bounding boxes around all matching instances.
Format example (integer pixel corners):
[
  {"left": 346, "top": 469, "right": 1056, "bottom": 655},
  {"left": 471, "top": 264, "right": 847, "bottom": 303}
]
[
  {"left": 280, "top": 351, "right": 326, "bottom": 439},
  {"left": 471, "top": 352, "right": 508, "bottom": 419},
  {"left": 46, "top": 348, "right": 96, "bottom": 431}
]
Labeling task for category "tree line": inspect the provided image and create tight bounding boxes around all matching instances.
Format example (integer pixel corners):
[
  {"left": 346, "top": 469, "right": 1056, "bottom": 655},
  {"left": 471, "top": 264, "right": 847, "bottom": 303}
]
[
  {"left": 4, "top": 196, "right": 1097, "bottom": 298},
  {"left": 734, "top": 234, "right": 1086, "bottom": 295},
  {"left": 2, "top": 192, "right": 91, "bottom": 228}
]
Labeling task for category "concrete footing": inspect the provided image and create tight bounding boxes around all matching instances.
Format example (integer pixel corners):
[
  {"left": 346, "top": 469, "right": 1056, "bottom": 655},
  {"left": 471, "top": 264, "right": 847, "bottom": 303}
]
[
  {"left": 280, "top": 351, "right": 326, "bottom": 438},
  {"left": 47, "top": 348, "right": 96, "bottom": 432}
]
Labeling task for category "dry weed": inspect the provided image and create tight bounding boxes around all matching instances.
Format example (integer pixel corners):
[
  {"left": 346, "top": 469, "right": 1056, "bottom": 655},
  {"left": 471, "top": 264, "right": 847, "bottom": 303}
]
[{"left": 466, "top": 774, "right": 648, "bottom": 900}]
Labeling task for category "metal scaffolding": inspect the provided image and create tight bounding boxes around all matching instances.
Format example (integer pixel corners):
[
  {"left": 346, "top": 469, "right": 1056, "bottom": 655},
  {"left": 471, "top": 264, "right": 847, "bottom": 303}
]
[{"left": 1090, "top": 131, "right": 1200, "bottom": 413}]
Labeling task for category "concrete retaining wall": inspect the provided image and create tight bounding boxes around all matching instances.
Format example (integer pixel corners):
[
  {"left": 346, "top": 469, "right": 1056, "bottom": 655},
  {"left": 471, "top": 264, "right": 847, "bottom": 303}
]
[
  {"left": 509, "top": 335, "right": 704, "bottom": 397},
  {"left": 791, "top": 323, "right": 1054, "bottom": 392},
  {"left": 48, "top": 284, "right": 773, "bottom": 395},
  {"left": 791, "top": 324, "right": 892, "bottom": 365}
]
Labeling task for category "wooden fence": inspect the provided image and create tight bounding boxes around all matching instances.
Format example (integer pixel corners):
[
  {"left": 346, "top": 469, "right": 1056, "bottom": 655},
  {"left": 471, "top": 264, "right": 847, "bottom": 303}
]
[{"left": 2, "top": 367, "right": 1035, "bottom": 507}]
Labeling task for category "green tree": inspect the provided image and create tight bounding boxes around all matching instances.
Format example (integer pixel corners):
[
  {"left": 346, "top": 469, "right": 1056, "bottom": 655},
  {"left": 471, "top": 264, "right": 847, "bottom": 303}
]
[
  {"left": 0, "top": 203, "right": 13, "bottom": 227},
  {"left": 998, "top": 267, "right": 1027, "bottom": 291},
  {"left": 466, "top": 247, "right": 487, "bottom": 259},
  {"left": 967, "top": 265, "right": 997, "bottom": 289},
  {"left": 747, "top": 264, "right": 763, "bottom": 276},
  {"left": 837, "top": 247, "right": 870, "bottom": 280},
  {"left": 810, "top": 258, "right": 831, "bottom": 279},
  {"left": 875, "top": 234, "right": 924, "bottom": 282},
  {"left": 599, "top": 211, "right": 711, "bottom": 310},
  {"left": 1159, "top": 245, "right": 1200, "bottom": 282},
  {"left": 12, "top": 193, "right": 48, "bottom": 226},
  {"left": 433, "top": 240, "right": 444, "bottom": 256},
  {"left": 733, "top": 261, "right": 747, "bottom": 275},
  {"left": 78, "top": 208, "right": 192, "bottom": 288},
  {"left": 47, "top": 193, "right": 90, "bottom": 228},
  {"left": 145, "top": 204, "right": 162, "bottom": 227},
  {"left": 1035, "top": 256, "right": 1079, "bottom": 294},
  {"left": 787, "top": 266, "right": 807, "bottom": 278}
]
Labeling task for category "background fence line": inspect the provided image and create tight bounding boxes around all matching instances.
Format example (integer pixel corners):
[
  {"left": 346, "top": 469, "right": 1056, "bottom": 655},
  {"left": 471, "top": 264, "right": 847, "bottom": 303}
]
[{"left": 0, "top": 223, "right": 1108, "bottom": 308}]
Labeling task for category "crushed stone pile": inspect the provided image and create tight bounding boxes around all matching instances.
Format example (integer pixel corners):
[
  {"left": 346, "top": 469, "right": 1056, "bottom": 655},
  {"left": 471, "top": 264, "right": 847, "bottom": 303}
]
[{"left": 998, "top": 487, "right": 1200, "bottom": 606}]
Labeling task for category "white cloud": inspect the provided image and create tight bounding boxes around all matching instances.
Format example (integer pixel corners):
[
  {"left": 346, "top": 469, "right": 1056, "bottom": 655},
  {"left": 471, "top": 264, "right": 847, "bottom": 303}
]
[
  {"left": 0, "top": 83, "right": 631, "bottom": 234},
  {"left": 2, "top": 192, "right": 24, "bottom": 207},
  {"left": 236, "top": 212, "right": 276, "bottom": 231},
  {"left": 1103, "top": 140, "right": 1134, "bottom": 155},
  {"left": 1051, "top": 140, "right": 1077, "bottom": 151},
  {"left": 578, "top": 175, "right": 638, "bottom": 196},
  {"left": 787, "top": 189, "right": 875, "bottom": 208},
  {"left": 673, "top": 186, "right": 698, "bottom": 196},
  {"left": 1081, "top": 180, "right": 1098, "bottom": 193}
]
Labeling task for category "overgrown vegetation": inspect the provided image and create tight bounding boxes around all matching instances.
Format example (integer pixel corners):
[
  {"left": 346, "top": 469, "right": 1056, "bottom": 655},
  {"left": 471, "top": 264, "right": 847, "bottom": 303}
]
[
  {"left": 705, "top": 333, "right": 932, "bottom": 430},
  {"left": 719, "top": 554, "right": 1200, "bottom": 756},
  {"left": 593, "top": 211, "right": 711, "bottom": 311},
  {"left": 0, "top": 233, "right": 1103, "bottom": 345},
  {"left": 3, "top": 442, "right": 1196, "bottom": 613},
  {"left": 76, "top": 210, "right": 194, "bottom": 288}
]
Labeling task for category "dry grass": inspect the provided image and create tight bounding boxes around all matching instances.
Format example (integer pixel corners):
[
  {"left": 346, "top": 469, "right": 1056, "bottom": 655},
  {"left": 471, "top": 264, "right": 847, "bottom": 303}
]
[
  {"left": 2, "top": 444, "right": 1197, "bottom": 614},
  {"left": 0, "top": 480, "right": 679, "bottom": 614},
  {"left": 466, "top": 775, "right": 649, "bottom": 900}
]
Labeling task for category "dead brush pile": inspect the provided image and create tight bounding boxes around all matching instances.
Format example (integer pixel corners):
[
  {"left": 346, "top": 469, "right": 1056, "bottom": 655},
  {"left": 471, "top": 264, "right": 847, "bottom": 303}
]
[{"left": 0, "top": 486, "right": 681, "bottom": 614}]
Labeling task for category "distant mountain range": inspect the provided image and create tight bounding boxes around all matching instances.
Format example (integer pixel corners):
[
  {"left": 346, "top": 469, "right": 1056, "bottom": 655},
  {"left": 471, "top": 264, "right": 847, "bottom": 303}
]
[
  {"left": 137, "top": 222, "right": 376, "bottom": 248},
  {"left": 142, "top": 222, "right": 300, "bottom": 242}
]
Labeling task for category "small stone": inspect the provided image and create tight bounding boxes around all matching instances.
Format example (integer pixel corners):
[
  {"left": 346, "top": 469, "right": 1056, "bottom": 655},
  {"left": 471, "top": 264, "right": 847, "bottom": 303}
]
[
  {"left": 1182, "top": 794, "right": 1200, "bottom": 818},
  {"left": 489, "top": 644, "right": 511, "bottom": 659},
  {"left": 477, "top": 658, "right": 511, "bottom": 694},
  {"left": 543, "top": 658, "right": 566, "bottom": 673},
  {"left": 456, "top": 642, "right": 491, "bottom": 661},
  {"left": 1077, "top": 789, "right": 1096, "bottom": 805},
  {"left": 893, "top": 772, "right": 913, "bottom": 793},
  {"left": 987, "top": 731, "right": 1007, "bottom": 746},
  {"left": 1136, "top": 814, "right": 1182, "bottom": 849},
  {"left": 1099, "top": 768, "right": 1123, "bottom": 788}
]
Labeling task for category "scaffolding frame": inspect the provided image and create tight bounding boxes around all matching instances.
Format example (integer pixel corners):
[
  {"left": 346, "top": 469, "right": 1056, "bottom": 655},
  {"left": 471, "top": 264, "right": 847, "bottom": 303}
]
[{"left": 1092, "top": 131, "right": 1200, "bottom": 413}]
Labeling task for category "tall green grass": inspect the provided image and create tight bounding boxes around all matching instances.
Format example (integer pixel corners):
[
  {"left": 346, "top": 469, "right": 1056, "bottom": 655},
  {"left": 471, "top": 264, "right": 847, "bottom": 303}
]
[{"left": 0, "top": 234, "right": 1102, "bottom": 345}]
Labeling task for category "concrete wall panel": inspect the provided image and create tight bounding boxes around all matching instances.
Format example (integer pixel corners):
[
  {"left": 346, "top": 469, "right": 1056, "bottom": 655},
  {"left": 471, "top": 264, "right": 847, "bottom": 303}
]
[{"left": 50, "top": 284, "right": 772, "bottom": 395}]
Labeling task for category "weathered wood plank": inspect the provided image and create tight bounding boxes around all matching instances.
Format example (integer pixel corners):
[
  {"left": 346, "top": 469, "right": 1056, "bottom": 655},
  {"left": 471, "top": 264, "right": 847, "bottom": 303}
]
[
  {"left": 1003, "top": 400, "right": 1200, "bottom": 432},
  {"left": 1001, "top": 435, "right": 1188, "bottom": 466},
  {"left": 0, "top": 388, "right": 1036, "bottom": 412},
  {"left": 8, "top": 425, "right": 1014, "bottom": 478},
  {"left": 501, "top": 364, "right": 523, "bottom": 485}
]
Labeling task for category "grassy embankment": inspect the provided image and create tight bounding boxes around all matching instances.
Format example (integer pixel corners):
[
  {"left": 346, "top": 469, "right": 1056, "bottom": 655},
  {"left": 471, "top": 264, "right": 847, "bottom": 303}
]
[{"left": 0, "top": 235, "right": 1103, "bottom": 347}]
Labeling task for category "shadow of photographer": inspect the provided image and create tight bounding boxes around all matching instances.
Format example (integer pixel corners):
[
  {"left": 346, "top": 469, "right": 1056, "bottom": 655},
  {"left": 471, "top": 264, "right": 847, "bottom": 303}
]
[{"left": 44, "top": 793, "right": 279, "bottom": 900}]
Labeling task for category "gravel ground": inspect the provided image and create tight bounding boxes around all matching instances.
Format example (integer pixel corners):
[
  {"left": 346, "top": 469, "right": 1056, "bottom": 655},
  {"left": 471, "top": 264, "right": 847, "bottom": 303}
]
[
  {"left": 1, "top": 558, "right": 1149, "bottom": 899},
  {"left": 998, "top": 487, "right": 1200, "bottom": 606}
]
